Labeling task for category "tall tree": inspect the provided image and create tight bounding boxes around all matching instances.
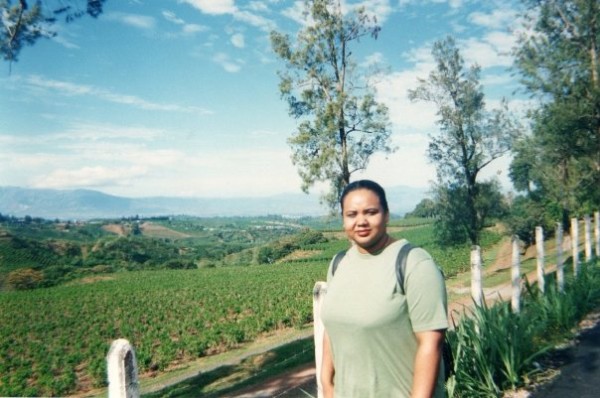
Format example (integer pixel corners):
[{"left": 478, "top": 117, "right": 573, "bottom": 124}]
[
  {"left": 409, "top": 36, "right": 518, "bottom": 245},
  {"left": 511, "top": 0, "right": 600, "bottom": 217},
  {"left": 270, "top": 0, "right": 393, "bottom": 210},
  {"left": 1, "top": 0, "right": 106, "bottom": 65}
]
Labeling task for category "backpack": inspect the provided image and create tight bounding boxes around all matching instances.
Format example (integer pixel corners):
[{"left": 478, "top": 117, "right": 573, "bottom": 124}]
[{"left": 330, "top": 242, "right": 455, "bottom": 381}]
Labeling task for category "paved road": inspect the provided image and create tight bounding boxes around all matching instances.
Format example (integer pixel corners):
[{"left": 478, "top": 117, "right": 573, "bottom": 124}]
[{"left": 530, "top": 315, "right": 600, "bottom": 398}]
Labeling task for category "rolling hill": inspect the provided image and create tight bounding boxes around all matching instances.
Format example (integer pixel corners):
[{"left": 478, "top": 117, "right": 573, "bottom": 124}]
[{"left": 0, "top": 185, "right": 428, "bottom": 220}]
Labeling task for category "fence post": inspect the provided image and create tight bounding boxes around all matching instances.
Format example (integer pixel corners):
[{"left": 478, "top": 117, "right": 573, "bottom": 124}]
[
  {"left": 595, "top": 211, "right": 600, "bottom": 258},
  {"left": 556, "top": 222, "right": 564, "bottom": 292},
  {"left": 585, "top": 215, "right": 592, "bottom": 262},
  {"left": 313, "top": 281, "right": 327, "bottom": 398},
  {"left": 511, "top": 236, "right": 521, "bottom": 313},
  {"left": 107, "top": 339, "right": 140, "bottom": 398},
  {"left": 571, "top": 217, "right": 580, "bottom": 276},
  {"left": 471, "top": 245, "right": 483, "bottom": 307},
  {"left": 535, "top": 226, "right": 545, "bottom": 293}
]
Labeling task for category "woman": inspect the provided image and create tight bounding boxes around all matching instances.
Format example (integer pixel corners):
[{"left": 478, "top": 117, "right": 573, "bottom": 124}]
[{"left": 320, "top": 180, "right": 448, "bottom": 398}]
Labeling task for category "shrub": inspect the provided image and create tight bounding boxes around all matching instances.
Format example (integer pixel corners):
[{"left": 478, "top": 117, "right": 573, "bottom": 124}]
[{"left": 7, "top": 268, "right": 44, "bottom": 290}]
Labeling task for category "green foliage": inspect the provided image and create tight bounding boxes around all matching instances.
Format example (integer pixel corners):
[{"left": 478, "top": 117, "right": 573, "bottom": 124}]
[
  {"left": 389, "top": 224, "right": 503, "bottom": 277},
  {"left": 0, "top": 264, "right": 327, "bottom": 397},
  {"left": 447, "top": 260, "right": 600, "bottom": 397},
  {"left": 409, "top": 36, "right": 519, "bottom": 245},
  {"left": 404, "top": 198, "right": 436, "bottom": 218},
  {"left": 0, "top": 215, "right": 312, "bottom": 287},
  {"left": 1, "top": 0, "right": 106, "bottom": 64},
  {"left": 256, "top": 229, "right": 328, "bottom": 264},
  {"left": 270, "top": 0, "right": 392, "bottom": 210},
  {"left": 432, "top": 180, "right": 507, "bottom": 246},
  {"left": 6, "top": 267, "right": 44, "bottom": 290},
  {"left": 506, "top": 195, "right": 557, "bottom": 246},
  {"left": 510, "top": 0, "right": 600, "bottom": 220}
]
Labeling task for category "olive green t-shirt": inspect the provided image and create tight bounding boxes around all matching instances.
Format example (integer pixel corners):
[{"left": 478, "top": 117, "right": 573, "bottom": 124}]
[{"left": 321, "top": 239, "right": 448, "bottom": 398}]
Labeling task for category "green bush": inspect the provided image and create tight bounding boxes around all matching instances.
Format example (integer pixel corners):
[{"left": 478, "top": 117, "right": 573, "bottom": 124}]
[
  {"left": 7, "top": 268, "right": 44, "bottom": 290},
  {"left": 447, "top": 260, "right": 600, "bottom": 397}
]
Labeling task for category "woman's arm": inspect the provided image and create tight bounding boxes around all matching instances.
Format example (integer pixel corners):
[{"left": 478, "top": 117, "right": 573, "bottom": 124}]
[
  {"left": 321, "top": 330, "right": 335, "bottom": 398},
  {"left": 411, "top": 329, "right": 444, "bottom": 398}
]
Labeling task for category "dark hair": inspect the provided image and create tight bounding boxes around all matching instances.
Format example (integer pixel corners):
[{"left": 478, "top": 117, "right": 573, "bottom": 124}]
[{"left": 340, "top": 180, "right": 389, "bottom": 214}]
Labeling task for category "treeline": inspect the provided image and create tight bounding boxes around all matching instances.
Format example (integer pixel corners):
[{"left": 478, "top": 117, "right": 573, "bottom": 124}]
[{"left": 0, "top": 215, "right": 322, "bottom": 291}]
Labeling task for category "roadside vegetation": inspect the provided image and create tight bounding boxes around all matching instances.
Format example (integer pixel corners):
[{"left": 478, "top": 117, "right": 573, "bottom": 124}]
[{"left": 447, "top": 259, "right": 600, "bottom": 397}]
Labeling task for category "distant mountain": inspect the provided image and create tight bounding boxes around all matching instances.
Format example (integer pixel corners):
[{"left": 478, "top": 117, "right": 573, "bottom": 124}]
[{"left": 0, "top": 186, "right": 428, "bottom": 220}]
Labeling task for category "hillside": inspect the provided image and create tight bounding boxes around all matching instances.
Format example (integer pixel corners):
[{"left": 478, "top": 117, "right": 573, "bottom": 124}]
[{"left": 0, "top": 185, "right": 427, "bottom": 220}]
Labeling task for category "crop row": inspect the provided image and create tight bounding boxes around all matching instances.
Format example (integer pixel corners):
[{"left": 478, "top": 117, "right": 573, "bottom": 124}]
[{"left": 0, "top": 263, "right": 327, "bottom": 397}]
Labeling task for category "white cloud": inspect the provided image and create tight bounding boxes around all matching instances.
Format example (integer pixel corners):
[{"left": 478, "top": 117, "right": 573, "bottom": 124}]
[
  {"left": 399, "top": 0, "right": 464, "bottom": 8},
  {"left": 469, "top": 8, "right": 517, "bottom": 30},
  {"left": 32, "top": 166, "right": 148, "bottom": 190},
  {"left": 375, "top": 69, "right": 438, "bottom": 132},
  {"left": 180, "top": 0, "right": 275, "bottom": 31},
  {"left": 162, "top": 9, "right": 209, "bottom": 35},
  {"left": 350, "top": 0, "right": 393, "bottom": 23},
  {"left": 179, "top": 0, "right": 237, "bottom": 15},
  {"left": 107, "top": 12, "right": 156, "bottom": 29},
  {"left": 23, "top": 75, "right": 213, "bottom": 114},
  {"left": 248, "top": 1, "right": 269, "bottom": 12},
  {"left": 212, "top": 53, "right": 242, "bottom": 73},
  {"left": 162, "top": 10, "right": 185, "bottom": 24},
  {"left": 182, "top": 24, "right": 208, "bottom": 35},
  {"left": 362, "top": 52, "right": 385, "bottom": 68},
  {"left": 281, "top": 1, "right": 305, "bottom": 25},
  {"left": 462, "top": 35, "right": 513, "bottom": 68},
  {"left": 281, "top": 0, "right": 392, "bottom": 26},
  {"left": 231, "top": 33, "right": 245, "bottom": 48},
  {"left": 234, "top": 10, "right": 276, "bottom": 31}
]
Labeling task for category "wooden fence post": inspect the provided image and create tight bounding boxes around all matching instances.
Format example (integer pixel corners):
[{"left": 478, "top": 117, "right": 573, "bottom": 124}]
[
  {"left": 535, "top": 226, "right": 545, "bottom": 293},
  {"left": 511, "top": 236, "right": 521, "bottom": 313},
  {"left": 471, "top": 245, "right": 483, "bottom": 307},
  {"left": 107, "top": 339, "right": 139, "bottom": 398},
  {"left": 571, "top": 217, "right": 580, "bottom": 276},
  {"left": 313, "top": 281, "right": 327, "bottom": 398},
  {"left": 585, "top": 215, "right": 592, "bottom": 262},
  {"left": 595, "top": 211, "right": 600, "bottom": 258},
  {"left": 556, "top": 222, "right": 564, "bottom": 292}
]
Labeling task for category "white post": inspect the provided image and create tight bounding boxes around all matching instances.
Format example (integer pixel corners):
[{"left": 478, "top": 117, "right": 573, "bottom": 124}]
[
  {"left": 571, "top": 217, "right": 580, "bottom": 276},
  {"left": 511, "top": 236, "right": 521, "bottom": 313},
  {"left": 585, "top": 215, "right": 592, "bottom": 262},
  {"left": 471, "top": 245, "right": 483, "bottom": 307},
  {"left": 107, "top": 339, "right": 140, "bottom": 398},
  {"left": 313, "top": 281, "right": 327, "bottom": 398},
  {"left": 595, "top": 211, "right": 600, "bottom": 258},
  {"left": 556, "top": 223, "right": 564, "bottom": 292},
  {"left": 536, "top": 226, "right": 545, "bottom": 293}
]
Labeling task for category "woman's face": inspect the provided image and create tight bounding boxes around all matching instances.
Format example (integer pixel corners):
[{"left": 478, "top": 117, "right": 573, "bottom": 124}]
[{"left": 342, "top": 188, "right": 389, "bottom": 254}]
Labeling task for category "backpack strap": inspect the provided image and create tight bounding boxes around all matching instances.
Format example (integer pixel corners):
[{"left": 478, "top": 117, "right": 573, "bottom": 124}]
[
  {"left": 330, "top": 250, "right": 347, "bottom": 276},
  {"left": 395, "top": 242, "right": 414, "bottom": 295}
]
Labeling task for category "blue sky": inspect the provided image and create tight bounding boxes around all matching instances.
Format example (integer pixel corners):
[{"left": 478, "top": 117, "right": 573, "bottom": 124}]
[{"left": 0, "top": 0, "right": 527, "bottom": 199}]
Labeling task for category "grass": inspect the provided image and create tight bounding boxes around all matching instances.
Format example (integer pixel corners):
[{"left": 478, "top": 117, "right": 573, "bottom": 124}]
[{"left": 143, "top": 335, "right": 315, "bottom": 398}]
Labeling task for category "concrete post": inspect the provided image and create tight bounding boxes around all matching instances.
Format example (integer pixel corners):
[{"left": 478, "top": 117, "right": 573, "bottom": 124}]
[
  {"left": 471, "top": 246, "right": 483, "bottom": 307},
  {"left": 107, "top": 339, "right": 140, "bottom": 398},
  {"left": 556, "top": 223, "right": 564, "bottom": 292},
  {"left": 571, "top": 217, "right": 580, "bottom": 276},
  {"left": 536, "top": 226, "right": 545, "bottom": 293},
  {"left": 511, "top": 236, "right": 521, "bottom": 313},
  {"left": 584, "top": 215, "right": 592, "bottom": 262},
  {"left": 595, "top": 212, "right": 600, "bottom": 258}
]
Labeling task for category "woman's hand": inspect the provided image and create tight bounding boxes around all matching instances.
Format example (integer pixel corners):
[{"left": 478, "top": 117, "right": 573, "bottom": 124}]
[
  {"left": 411, "top": 329, "right": 445, "bottom": 398},
  {"left": 321, "top": 330, "right": 335, "bottom": 398}
]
